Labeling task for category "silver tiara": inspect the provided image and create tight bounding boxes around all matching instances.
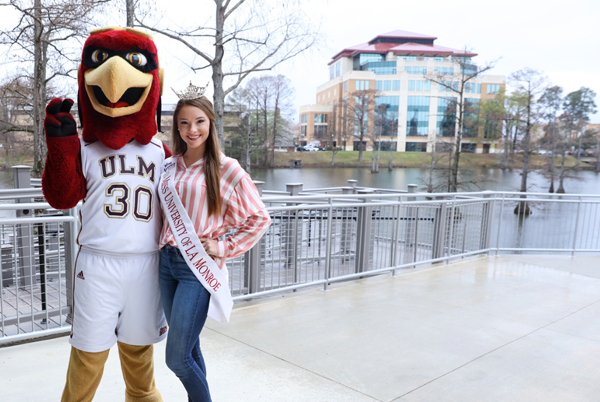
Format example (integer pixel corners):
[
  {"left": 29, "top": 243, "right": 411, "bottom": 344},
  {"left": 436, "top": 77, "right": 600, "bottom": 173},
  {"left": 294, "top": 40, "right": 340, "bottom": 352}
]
[{"left": 171, "top": 81, "right": 210, "bottom": 100}]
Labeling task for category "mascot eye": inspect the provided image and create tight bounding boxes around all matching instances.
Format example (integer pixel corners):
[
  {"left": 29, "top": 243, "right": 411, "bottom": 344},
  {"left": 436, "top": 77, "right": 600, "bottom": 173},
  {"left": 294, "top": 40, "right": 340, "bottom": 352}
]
[
  {"left": 127, "top": 52, "right": 147, "bottom": 67},
  {"left": 91, "top": 49, "right": 108, "bottom": 63}
]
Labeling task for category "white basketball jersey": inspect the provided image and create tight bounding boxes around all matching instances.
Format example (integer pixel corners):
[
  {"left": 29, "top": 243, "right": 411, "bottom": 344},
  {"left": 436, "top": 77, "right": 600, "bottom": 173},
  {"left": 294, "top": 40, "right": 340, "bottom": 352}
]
[{"left": 78, "top": 137, "right": 165, "bottom": 255}]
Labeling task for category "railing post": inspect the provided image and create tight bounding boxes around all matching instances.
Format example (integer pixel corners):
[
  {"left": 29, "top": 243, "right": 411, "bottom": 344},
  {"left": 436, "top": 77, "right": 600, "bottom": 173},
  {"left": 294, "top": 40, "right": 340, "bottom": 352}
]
[
  {"left": 347, "top": 179, "right": 357, "bottom": 192},
  {"left": 340, "top": 187, "right": 354, "bottom": 260},
  {"left": 402, "top": 184, "right": 418, "bottom": 266},
  {"left": 245, "top": 181, "right": 266, "bottom": 295},
  {"left": 323, "top": 198, "right": 334, "bottom": 291},
  {"left": 390, "top": 195, "right": 402, "bottom": 276},
  {"left": 284, "top": 184, "right": 302, "bottom": 282},
  {"left": 480, "top": 192, "right": 495, "bottom": 253},
  {"left": 13, "top": 165, "right": 34, "bottom": 287},
  {"left": 432, "top": 196, "right": 448, "bottom": 261},
  {"left": 572, "top": 196, "right": 582, "bottom": 256},
  {"left": 63, "top": 207, "right": 78, "bottom": 323},
  {"left": 354, "top": 190, "right": 373, "bottom": 273}
]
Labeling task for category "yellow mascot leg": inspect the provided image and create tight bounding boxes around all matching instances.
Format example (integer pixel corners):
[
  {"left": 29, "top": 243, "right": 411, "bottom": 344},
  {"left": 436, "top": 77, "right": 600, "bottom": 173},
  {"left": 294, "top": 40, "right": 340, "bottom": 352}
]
[
  {"left": 118, "top": 342, "right": 163, "bottom": 402},
  {"left": 61, "top": 346, "right": 110, "bottom": 402}
]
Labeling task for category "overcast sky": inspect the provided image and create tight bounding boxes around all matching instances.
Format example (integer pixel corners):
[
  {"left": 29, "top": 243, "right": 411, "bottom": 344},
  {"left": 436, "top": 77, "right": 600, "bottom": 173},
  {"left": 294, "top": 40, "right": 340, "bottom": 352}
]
[
  {"left": 4, "top": 0, "right": 598, "bottom": 122},
  {"left": 146, "top": 0, "right": 600, "bottom": 123}
]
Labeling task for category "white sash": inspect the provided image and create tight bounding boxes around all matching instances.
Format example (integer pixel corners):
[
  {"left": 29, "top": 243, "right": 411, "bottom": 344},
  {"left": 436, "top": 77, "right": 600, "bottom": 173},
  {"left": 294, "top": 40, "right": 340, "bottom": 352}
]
[{"left": 158, "top": 157, "right": 233, "bottom": 323}]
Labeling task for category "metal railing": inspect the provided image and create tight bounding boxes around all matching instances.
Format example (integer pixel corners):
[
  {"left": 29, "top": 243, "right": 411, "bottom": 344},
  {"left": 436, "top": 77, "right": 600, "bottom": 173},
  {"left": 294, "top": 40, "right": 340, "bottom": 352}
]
[{"left": 3, "top": 175, "right": 600, "bottom": 344}]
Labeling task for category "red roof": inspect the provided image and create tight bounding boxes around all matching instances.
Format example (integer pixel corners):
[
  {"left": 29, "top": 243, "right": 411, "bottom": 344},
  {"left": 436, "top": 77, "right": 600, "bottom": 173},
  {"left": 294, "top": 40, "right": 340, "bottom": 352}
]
[
  {"left": 328, "top": 30, "right": 477, "bottom": 65},
  {"left": 370, "top": 30, "right": 437, "bottom": 42}
]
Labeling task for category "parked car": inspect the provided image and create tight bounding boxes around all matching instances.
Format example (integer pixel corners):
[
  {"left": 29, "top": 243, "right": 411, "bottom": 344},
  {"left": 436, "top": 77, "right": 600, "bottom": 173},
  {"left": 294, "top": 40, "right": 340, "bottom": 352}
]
[{"left": 303, "top": 144, "right": 320, "bottom": 152}]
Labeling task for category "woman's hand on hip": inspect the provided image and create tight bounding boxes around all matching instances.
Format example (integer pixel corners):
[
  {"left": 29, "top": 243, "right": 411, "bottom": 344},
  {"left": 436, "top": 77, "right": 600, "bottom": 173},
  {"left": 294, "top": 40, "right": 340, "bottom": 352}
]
[{"left": 200, "top": 238, "right": 218, "bottom": 256}]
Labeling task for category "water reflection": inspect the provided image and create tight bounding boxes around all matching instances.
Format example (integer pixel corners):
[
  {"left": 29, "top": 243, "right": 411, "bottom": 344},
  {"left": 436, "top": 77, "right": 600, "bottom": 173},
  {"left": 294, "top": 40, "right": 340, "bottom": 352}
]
[{"left": 249, "top": 167, "right": 600, "bottom": 194}]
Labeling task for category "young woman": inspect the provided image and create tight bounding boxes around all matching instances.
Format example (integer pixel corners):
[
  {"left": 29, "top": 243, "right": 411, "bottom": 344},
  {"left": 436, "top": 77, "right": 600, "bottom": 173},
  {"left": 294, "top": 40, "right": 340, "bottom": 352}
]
[{"left": 158, "top": 95, "right": 271, "bottom": 401}]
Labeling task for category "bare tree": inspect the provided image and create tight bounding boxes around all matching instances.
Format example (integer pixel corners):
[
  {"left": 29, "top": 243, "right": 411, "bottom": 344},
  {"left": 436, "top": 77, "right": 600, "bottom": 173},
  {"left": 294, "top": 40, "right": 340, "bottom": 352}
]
[
  {"left": 0, "top": 0, "right": 108, "bottom": 175},
  {"left": 509, "top": 68, "right": 547, "bottom": 213},
  {"left": 347, "top": 88, "right": 378, "bottom": 162},
  {"left": 538, "top": 85, "right": 564, "bottom": 192},
  {"left": 228, "top": 74, "right": 294, "bottom": 167},
  {"left": 325, "top": 98, "right": 351, "bottom": 166},
  {"left": 269, "top": 75, "right": 294, "bottom": 166},
  {"left": 425, "top": 53, "right": 496, "bottom": 192},
  {"left": 562, "top": 87, "right": 597, "bottom": 168},
  {"left": 135, "top": 0, "right": 320, "bottom": 148},
  {"left": 0, "top": 77, "right": 34, "bottom": 168},
  {"left": 372, "top": 101, "right": 398, "bottom": 173}
]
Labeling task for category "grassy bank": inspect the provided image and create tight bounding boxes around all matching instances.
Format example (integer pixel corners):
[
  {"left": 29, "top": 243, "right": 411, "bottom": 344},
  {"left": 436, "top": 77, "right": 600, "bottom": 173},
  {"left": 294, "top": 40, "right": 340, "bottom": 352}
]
[{"left": 273, "top": 151, "right": 580, "bottom": 170}]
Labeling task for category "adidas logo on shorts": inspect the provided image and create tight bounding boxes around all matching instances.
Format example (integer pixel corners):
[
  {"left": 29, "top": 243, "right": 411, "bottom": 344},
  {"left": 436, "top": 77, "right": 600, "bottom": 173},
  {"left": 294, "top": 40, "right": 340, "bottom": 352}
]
[
  {"left": 77, "top": 271, "right": 85, "bottom": 280},
  {"left": 159, "top": 325, "right": 168, "bottom": 336}
]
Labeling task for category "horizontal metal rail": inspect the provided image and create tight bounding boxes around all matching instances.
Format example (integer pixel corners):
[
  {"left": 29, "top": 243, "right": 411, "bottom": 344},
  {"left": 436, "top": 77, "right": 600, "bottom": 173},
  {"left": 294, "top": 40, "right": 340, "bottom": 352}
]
[{"left": 3, "top": 189, "right": 600, "bottom": 345}]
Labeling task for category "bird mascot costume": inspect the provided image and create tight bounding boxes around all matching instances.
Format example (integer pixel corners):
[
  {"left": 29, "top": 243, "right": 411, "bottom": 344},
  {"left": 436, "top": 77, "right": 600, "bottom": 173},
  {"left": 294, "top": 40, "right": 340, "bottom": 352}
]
[{"left": 42, "top": 27, "right": 172, "bottom": 402}]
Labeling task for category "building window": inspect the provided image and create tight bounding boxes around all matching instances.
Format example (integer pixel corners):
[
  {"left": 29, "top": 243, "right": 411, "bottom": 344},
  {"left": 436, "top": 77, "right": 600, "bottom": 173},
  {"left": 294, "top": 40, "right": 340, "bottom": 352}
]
[
  {"left": 449, "top": 68, "right": 454, "bottom": 75},
  {"left": 334, "top": 88, "right": 337, "bottom": 96},
  {"left": 433, "top": 57, "right": 444, "bottom": 61},
  {"left": 301, "top": 114, "right": 307, "bottom": 123},
  {"left": 463, "top": 98, "right": 480, "bottom": 138},
  {"left": 384, "top": 80, "right": 391, "bottom": 90},
  {"left": 393, "top": 80, "right": 400, "bottom": 91},
  {"left": 412, "top": 66, "right": 419, "bottom": 74},
  {"left": 314, "top": 125, "right": 327, "bottom": 137},
  {"left": 354, "top": 53, "right": 384, "bottom": 70},
  {"left": 364, "top": 61, "right": 397, "bottom": 75},
  {"left": 355, "top": 80, "right": 370, "bottom": 90},
  {"left": 441, "top": 67, "right": 447, "bottom": 75},
  {"left": 434, "top": 67, "right": 440, "bottom": 73},
  {"left": 402, "top": 56, "right": 417, "bottom": 61},
  {"left": 416, "top": 81, "right": 423, "bottom": 91},
  {"left": 344, "top": 81, "right": 348, "bottom": 92},
  {"left": 314, "top": 114, "right": 328, "bottom": 123},
  {"left": 336, "top": 62, "right": 341, "bottom": 77},
  {"left": 407, "top": 96, "right": 430, "bottom": 136},
  {"left": 405, "top": 142, "right": 427, "bottom": 152},
  {"left": 376, "top": 81, "right": 383, "bottom": 90},
  {"left": 437, "top": 97, "right": 456, "bottom": 137},
  {"left": 421, "top": 66, "right": 427, "bottom": 74},
  {"left": 330, "top": 65, "right": 334, "bottom": 80},
  {"left": 405, "top": 66, "right": 411, "bottom": 74},
  {"left": 409, "top": 80, "right": 415, "bottom": 91},
  {"left": 487, "top": 84, "right": 501, "bottom": 94},
  {"left": 424, "top": 80, "right": 431, "bottom": 91},
  {"left": 461, "top": 143, "right": 476, "bottom": 153},
  {"left": 375, "top": 141, "right": 397, "bottom": 151},
  {"left": 301, "top": 125, "right": 307, "bottom": 136},
  {"left": 375, "top": 96, "right": 399, "bottom": 137}
]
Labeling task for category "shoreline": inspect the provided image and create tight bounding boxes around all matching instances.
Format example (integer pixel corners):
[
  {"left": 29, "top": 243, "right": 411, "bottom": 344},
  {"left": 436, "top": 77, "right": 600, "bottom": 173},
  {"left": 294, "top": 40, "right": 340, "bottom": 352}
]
[{"left": 260, "top": 151, "right": 588, "bottom": 170}]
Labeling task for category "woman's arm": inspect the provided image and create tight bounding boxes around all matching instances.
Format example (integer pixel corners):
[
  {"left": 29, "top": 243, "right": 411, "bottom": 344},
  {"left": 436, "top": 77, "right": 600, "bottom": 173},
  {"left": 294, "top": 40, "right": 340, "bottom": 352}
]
[{"left": 212, "top": 176, "right": 271, "bottom": 259}]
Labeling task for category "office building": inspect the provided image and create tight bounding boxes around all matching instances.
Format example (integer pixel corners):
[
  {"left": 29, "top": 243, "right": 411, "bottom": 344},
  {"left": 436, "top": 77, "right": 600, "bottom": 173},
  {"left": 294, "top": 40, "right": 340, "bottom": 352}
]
[{"left": 299, "top": 30, "right": 505, "bottom": 153}]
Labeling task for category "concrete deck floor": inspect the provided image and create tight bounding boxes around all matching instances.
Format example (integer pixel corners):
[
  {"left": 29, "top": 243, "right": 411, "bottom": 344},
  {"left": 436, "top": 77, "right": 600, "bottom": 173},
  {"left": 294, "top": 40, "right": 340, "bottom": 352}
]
[{"left": 3, "top": 254, "right": 600, "bottom": 401}]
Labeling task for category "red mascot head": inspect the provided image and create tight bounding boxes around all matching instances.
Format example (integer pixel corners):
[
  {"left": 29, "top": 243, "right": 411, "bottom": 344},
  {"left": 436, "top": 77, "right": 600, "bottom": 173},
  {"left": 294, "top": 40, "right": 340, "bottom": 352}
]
[{"left": 78, "top": 27, "right": 164, "bottom": 149}]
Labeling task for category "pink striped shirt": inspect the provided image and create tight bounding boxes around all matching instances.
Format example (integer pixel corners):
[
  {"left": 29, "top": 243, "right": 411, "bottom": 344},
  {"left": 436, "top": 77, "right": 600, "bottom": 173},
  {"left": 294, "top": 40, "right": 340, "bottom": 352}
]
[{"left": 159, "top": 154, "right": 271, "bottom": 269}]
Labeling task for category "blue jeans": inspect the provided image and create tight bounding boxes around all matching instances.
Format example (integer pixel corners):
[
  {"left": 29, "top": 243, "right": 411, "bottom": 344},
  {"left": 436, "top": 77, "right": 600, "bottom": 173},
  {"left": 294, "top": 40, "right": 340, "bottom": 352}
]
[{"left": 159, "top": 245, "right": 212, "bottom": 402}]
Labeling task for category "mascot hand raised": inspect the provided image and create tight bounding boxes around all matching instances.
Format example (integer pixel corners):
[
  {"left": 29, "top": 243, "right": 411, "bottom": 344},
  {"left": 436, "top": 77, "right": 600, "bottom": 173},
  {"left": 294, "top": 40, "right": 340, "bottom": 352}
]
[{"left": 44, "top": 98, "right": 77, "bottom": 138}]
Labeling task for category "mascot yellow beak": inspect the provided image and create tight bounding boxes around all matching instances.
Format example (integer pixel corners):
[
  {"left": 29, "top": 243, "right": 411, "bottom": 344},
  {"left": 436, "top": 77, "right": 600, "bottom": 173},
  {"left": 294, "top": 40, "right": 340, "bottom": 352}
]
[{"left": 84, "top": 56, "right": 153, "bottom": 118}]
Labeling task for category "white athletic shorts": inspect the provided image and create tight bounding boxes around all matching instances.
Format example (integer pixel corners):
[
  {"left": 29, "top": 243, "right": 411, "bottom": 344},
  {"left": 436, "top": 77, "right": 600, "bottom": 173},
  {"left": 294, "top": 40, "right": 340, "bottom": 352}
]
[{"left": 70, "top": 249, "right": 168, "bottom": 353}]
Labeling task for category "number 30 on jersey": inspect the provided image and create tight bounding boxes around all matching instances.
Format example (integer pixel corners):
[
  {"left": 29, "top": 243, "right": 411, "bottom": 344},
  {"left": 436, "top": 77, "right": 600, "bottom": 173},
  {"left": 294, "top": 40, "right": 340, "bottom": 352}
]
[{"left": 104, "top": 183, "right": 153, "bottom": 222}]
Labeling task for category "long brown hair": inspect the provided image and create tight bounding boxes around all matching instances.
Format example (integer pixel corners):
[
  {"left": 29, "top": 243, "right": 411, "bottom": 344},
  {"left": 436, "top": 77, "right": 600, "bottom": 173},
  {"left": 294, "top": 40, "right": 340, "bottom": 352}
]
[{"left": 171, "top": 97, "right": 222, "bottom": 217}]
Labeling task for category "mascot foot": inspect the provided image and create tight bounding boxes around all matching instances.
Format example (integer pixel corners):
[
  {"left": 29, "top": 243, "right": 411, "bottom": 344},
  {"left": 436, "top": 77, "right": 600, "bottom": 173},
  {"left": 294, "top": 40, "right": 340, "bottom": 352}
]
[
  {"left": 61, "top": 346, "right": 110, "bottom": 402},
  {"left": 118, "top": 342, "right": 163, "bottom": 402}
]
